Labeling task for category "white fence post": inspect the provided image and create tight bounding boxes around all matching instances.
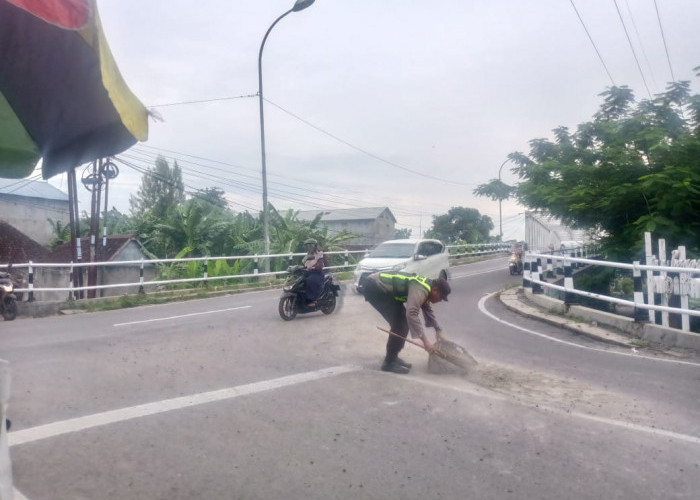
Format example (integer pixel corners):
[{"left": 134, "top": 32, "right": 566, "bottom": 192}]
[
  {"left": 676, "top": 246, "right": 690, "bottom": 332},
  {"left": 645, "top": 232, "right": 656, "bottom": 323},
  {"left": 659, "top": 239, "right": 669, "bottom": 327}
]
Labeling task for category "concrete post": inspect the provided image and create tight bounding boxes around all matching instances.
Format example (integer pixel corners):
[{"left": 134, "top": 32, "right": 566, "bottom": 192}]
[
  {"left": 564, "top": 260, "right": 576, "bottom": 305},
  {"left": 632, "top": 261, "right": 647, "bottom": 322}
]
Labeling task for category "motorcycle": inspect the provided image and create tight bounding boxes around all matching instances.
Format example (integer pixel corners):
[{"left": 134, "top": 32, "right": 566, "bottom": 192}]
[
  {"left": 508, "top": 254, "right": 523, "bottom": 275},
  {"left": 0, "top": 272, "right": 18, "bottom": 321},
  {"left": 278, "top": 265, "right": 340, "bottom": 321}
]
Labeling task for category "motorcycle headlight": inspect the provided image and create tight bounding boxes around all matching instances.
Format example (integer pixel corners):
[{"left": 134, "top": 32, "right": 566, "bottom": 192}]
[{"left": 0, "top": 284, "right": 11, "bottom": 292}]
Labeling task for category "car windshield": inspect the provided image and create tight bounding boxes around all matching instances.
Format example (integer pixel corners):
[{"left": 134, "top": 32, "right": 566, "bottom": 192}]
[{"left": 368, "top": 243, "right": 415, "bottom": 258}]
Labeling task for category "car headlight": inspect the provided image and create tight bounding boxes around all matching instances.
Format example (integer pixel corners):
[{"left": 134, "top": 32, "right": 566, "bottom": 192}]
[{"left": 390, "top": 263, "right": 406, "bottom": 272}]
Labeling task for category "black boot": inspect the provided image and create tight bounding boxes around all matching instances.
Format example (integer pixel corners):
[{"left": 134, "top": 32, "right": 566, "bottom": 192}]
[
  {"left": 381, "top": 359, "right": 410, "bottom": 374},
  {"left": 396, "top": 357, "right": 412, "bottom": 369}
]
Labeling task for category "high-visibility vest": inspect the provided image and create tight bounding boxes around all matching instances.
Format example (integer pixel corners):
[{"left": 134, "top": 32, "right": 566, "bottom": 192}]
[{"left": 378, "top": 272, "right": 431, "bottom": 302}]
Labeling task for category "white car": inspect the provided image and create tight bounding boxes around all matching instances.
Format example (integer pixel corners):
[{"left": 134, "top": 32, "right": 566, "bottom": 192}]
[{"left": 353, "top": 239, "right": 450, "bottom": 293}]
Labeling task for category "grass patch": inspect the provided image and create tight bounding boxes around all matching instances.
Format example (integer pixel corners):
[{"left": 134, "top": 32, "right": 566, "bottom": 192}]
[{"left": 630, "top": 339, "right": 651, "bottom": 348}]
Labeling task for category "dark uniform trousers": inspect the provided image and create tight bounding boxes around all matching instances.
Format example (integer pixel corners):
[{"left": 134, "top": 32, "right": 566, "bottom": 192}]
[{"left": 363, "top": 278, "right": 408, "bottom": 361}]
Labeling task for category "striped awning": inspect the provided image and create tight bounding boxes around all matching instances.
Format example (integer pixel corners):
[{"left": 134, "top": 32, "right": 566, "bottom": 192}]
[{"left": 0, "top": 0, "right": 148, "bottom": 179}]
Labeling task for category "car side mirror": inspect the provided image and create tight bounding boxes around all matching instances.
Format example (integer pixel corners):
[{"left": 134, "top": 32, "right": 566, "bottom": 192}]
[{"left": 414, "top": 254, "right": 427, "bottom": 261}]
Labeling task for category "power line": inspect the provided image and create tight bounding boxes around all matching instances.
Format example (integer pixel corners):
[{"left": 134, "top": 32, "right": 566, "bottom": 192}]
[
  {"left": 612, "top": 0, "right": 652, "bottom": 99},
  {"left": 568, "top": 0, "right": 616, "bottom": 86},
  {"left": 113, "top": 157, "right": 259, "bottom": 212},
  {"left": 127, "top": 146, "right": 434, "bottom": 219},
  {"left": 146, "top": 93, "right": 258, "bottom": 108},
  {"left": 263, "top": 98, "right": 476, "bottom": 187},
  {"left": 623, "top": 0, "right": 660, "bottom": 93},
  {"left": 653, "top": 0, "right": 676, "bottom": 82}
]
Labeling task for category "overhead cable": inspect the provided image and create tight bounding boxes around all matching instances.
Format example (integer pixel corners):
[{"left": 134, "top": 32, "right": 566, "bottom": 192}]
[
  {"left": 568, "top": 0, "right": 616, "bottom": 86},
  {"left": 612, "top": 0, "right": 652, "bottom": 98},
  {"left": 653, "top": 0, "right": 676, "bottom": 82}
]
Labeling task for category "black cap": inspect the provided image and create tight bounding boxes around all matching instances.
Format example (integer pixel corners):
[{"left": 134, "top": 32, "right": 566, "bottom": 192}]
[{"left": 433, "top": 278, "right": 451, "bottom": 301}]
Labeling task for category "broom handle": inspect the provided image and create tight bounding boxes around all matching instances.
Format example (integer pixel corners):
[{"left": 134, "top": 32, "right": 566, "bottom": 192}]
[{"left": 376, "top": 326, "right": 441, "bottom": 354}]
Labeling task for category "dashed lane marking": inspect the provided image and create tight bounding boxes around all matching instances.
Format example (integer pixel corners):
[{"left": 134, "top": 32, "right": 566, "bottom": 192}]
[
  {"left": 113, "top": 305, "right": 252, "bottom": 327},
  {"left": 8, "top": 364, "right": 361, "bottom": 447}
]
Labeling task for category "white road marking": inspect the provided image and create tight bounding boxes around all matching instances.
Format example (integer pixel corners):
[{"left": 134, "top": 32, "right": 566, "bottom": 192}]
[
  {"left": 451, "top": 266, "right": 506, "bottom": 279},
  {"left": 478, "top": 293, "right": 700, "bottom": 367},
  {"left": 113, "top": 305, "right": 252, "bottom": 327},
  {"left": 411, "top": 376, "right": 700, "bottom": 446},
  {"left": 8, "top": 365, "right": 361, "bottom": 447}
]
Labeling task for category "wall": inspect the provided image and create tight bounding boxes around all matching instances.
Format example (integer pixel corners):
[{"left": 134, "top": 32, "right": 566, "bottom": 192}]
[
  {"left": 0, "top": 196, "right": 69, "bottom": 246},
  {"left": 326, "top": 214, "right": 395, "bottom": 248}
]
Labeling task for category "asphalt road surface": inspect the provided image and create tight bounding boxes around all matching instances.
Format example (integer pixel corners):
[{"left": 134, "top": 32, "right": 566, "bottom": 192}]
[{"left": 2, "top": 257, "right": 699, "bottom": 499}]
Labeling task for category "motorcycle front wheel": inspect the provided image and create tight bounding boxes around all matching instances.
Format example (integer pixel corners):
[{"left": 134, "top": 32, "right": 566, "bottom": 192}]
[
  {"left": 2, "top": 298, "right": 17, "bottom": 321},
  {"left": 278, "top": 295, "right": 297, "bottom": 321},
  {"left": 321, "top": 294, "right": 336, "bottom": 315}
]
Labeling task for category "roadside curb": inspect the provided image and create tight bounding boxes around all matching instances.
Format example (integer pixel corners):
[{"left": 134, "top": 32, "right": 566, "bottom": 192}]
[
  {"left": 498, "top": 287, "right": 636, "bottom": 348},
  {"left": 498, "top": 287, "right": 700, "bottom": 353}
]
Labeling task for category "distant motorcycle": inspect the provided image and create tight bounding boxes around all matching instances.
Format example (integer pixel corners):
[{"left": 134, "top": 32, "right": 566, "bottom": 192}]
[
  {"left": 278, "top": 265, "right": 340, "bottom": 321},
  {"left": 0, "top": 272, "right": 18, "bottom": 321},
  {"left": 508, "top": 254, "right": 523, "bottom": 275}
]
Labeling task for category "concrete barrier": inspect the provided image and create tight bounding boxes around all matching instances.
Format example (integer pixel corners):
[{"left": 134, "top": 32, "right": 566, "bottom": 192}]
[{"left": 524, "top": 288, "right": 700, "bottom": 352}]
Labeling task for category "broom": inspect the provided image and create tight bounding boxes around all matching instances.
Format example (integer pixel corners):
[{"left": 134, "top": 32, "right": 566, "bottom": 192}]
[{"left": 376, "top": 326, "right": 478, "bottom": 371}]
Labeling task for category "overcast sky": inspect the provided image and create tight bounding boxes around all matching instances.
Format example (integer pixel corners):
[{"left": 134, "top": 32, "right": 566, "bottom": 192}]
[{"left": 48, "top": 0, "right": 700, "bottom": 241}]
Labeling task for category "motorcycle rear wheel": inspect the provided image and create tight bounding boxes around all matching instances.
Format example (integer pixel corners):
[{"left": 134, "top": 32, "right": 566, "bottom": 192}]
[
  {"left": 321, "top": 294, "right": 336, "bottom": 315},
  {"left": 278, "top": 296, "right": 297, "bottom": 321},
  {"left": 2, "top": 298, "right": 17, "bottom": 321}
]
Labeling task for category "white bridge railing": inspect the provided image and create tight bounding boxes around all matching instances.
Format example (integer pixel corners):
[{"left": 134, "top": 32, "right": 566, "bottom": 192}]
[
  {"left": 1, "top": 243, "right": 510, "bottom": 301},
  {"left": 523, "top": 233, "right": 700, "bottom": 333}
]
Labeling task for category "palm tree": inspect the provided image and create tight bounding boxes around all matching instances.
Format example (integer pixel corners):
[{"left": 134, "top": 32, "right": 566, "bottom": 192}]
[{"left": 47, "top": 218, "right": 72, "bottom": 247}]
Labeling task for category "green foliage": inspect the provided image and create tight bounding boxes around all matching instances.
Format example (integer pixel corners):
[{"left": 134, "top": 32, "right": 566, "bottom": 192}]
[
  {"left": 47, "top": 217, "right": 71, "bottom": 247},
  {"left": 129, "top": 155, "right": 185, "bottom": 218},
  {"left": 425, "top": 206, "right": 493, "bottom": 244},
  {"left": 473, "top": 178, "right": 515, "bottom": 202},
  {"left": 511, "top": 79, "right": 700, "bottom": 260},
  {"left": 394, "top": 227, "right": 412, "bottom": 239},
  {"left": 265, "top": 205, "right": 357, "bottom": 271}
]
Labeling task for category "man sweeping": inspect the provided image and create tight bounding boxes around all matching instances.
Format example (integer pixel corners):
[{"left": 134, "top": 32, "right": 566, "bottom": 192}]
[{"left": 363, "top": 271, "right": 451, "bottom": 374}]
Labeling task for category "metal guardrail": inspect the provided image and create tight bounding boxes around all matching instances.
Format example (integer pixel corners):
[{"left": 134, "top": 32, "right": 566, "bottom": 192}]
[
  {"left": 524, "top": 245, "right": 700, "bottom": 333},
  {"left": 1, "top": 244, "right": 511, "bottom": 300}
]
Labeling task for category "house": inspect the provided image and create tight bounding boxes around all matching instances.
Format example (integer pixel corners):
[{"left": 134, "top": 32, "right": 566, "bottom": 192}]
[
  {"left": 296, "top": 207, "right": 396, "bottom": 249},
  {"left": 0, "top": 177, "right": 70, "bottom": 245},
  {"left": 48, "top": 234, "right": 154, "bottom": 299},
  {"left": 0, "top": 220, "right": 50, "bottom": 296},
  {"left": 1, "top": 221, "right": 153, "bottom": 301}
]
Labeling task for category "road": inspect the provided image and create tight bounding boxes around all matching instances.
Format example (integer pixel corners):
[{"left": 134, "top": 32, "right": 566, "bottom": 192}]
[{"left": 1, "top": 257, "right": 699, "bottom": 499}]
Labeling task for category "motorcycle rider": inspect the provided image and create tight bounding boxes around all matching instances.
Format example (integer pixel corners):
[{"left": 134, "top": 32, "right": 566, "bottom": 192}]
[{"left": 302, "top": 238, "right": 326, "bottom": 306}]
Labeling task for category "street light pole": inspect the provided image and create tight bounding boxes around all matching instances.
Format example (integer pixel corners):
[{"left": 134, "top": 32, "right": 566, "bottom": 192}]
[{"left": 258, "top": 0, "right": 315, "bottom": 273}]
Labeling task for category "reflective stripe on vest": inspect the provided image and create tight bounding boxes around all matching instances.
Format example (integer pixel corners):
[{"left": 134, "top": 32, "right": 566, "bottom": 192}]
[{"left": 378, "top": 272, "right": 431, "bottom": 302}]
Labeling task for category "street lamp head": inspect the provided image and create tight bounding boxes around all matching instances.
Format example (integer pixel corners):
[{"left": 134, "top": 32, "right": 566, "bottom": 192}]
[{"left": 292, "top": 0, "right": 315, "bottom": 12}]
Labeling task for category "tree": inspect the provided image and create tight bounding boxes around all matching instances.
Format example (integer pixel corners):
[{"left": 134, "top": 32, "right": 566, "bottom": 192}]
[
  {"left": 147, "top": 198, "right": 231, "bottom": 258},
  {"left": 129, "top": 155, "right": 185, "bottom": 218},
  {"left": 473, "top": 178, "right": 514, "bottom": 203},
  {"left": 473, "top": 172, "right": 515, "bottom": 241},
  {"left": 394, "top": 228, "right": 412, "bottom": 239},
  {"left": 510, "top": 79, "right": 700, "bottom": 259},
  {"left": 104, "top": 207, "right": 132, "bottom": 235},
  {"left": 265, "top": 205, "right": 356, "bottom": 270},
  {"left": 425, "top": 207, "right": 493, "bottom": 244},
  {"left": 195, "top": 187, "right": 229, "bottom": 211},
  {"left": 47, "top": 218, "right": 71, "bottom": 247}
]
